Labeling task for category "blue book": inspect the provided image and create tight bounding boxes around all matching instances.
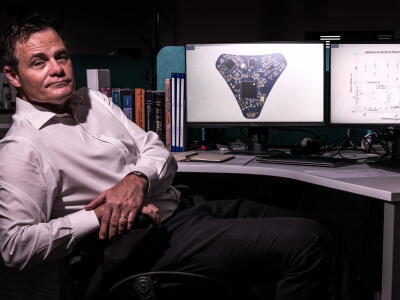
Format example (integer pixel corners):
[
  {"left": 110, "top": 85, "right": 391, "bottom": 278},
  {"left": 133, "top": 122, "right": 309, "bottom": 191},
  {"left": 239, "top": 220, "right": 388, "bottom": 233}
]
[
  {"left": 111, "top": 88, "right": 121, "bottom": 108},
  {"left": 171, "top": 73, "right": 178, "bottom": 152},
  {"left": 121, "top": 89, "right": 134, "bottom": 121},
  {"left": 178, "top": 73, "right": 186, "bottom": 152}
]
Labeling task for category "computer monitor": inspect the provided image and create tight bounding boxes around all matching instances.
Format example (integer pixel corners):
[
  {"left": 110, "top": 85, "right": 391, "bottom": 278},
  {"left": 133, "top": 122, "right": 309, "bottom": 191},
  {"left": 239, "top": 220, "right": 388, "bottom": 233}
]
[
  {"left": 185, "top": 42, "right": 325, "bottom": 128},
  {"left": 330, "top": 42, "right": 400, "bottom": 166}
]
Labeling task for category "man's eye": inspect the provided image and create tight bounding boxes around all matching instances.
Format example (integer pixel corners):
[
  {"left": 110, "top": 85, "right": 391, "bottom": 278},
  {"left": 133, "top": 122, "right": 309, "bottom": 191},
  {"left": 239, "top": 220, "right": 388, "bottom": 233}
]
[
  {"left": 57, "top": 55, "right": 69, "bottom": 61},
  {"left": 32, "top": 61, "right": 45, "bottom": 67}
]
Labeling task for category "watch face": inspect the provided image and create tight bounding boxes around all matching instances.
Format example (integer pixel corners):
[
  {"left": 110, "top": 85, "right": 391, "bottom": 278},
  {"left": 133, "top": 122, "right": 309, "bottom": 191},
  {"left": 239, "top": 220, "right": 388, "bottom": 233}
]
[{"left": 132, "top": 171, "right": 147, "bottom": 180}]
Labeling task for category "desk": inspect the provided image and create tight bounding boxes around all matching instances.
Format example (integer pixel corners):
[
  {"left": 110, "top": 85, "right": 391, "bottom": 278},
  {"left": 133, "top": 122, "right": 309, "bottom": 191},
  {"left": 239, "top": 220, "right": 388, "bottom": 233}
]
[{"left": 177, "top": 155, "right": 400, "bottom": 300}]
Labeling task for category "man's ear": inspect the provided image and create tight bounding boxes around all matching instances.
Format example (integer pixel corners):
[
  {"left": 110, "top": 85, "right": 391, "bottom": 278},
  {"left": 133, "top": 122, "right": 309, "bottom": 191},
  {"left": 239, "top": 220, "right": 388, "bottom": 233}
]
[{"left": 3, "top": 65, "right": 21, "bottom": 88}]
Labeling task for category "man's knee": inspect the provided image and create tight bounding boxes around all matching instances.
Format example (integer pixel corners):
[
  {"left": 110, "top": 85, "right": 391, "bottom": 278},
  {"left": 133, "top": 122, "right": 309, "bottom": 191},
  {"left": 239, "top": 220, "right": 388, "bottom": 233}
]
[{"left": 283, "top": 219, "right": 332, "bottom": 268}]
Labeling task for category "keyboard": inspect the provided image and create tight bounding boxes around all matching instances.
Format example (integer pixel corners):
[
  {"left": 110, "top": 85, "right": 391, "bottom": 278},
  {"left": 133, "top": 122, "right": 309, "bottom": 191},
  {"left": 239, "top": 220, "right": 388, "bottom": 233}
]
[
  {"left": 224, "top": 150, "right": 270, "bottom": 155},
  {"left": 256, "top": 154, "right": 356, "bottom": 168}
]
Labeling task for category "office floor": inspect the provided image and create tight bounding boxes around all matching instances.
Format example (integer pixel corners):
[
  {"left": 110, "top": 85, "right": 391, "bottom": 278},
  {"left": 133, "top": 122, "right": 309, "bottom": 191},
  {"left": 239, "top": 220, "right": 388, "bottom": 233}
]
[{"left": 173, "top": 172, "right": 384, "bottom": 300}]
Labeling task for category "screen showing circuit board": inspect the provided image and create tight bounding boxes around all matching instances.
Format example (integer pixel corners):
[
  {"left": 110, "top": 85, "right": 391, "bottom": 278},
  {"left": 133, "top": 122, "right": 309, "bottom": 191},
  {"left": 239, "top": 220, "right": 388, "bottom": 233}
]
[
  {"left": 186, "top": 43, "right": 324, "bottom": 125},
  {"left": 331, "top": 43, "right": 400, "bottom": 125}
]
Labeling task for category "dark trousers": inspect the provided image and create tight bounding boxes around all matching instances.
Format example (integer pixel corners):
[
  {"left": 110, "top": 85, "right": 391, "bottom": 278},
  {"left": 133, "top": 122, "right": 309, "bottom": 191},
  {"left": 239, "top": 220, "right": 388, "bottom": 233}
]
[{"left": 97, "top": 198, "right": 332, "bottom": 300}]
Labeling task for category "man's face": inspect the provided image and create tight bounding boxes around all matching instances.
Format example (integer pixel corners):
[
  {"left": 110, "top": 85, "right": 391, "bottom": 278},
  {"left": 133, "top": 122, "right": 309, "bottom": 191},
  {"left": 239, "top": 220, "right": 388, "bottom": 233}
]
[{"left": 5, "top": 29, "right": 75, "bottom": 107}]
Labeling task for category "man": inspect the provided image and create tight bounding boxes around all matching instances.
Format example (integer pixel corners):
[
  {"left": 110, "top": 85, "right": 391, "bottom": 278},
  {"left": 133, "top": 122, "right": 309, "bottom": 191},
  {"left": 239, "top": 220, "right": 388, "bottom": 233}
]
[{"left": 0, "top": 16, "right": 331, "bottom": 300}]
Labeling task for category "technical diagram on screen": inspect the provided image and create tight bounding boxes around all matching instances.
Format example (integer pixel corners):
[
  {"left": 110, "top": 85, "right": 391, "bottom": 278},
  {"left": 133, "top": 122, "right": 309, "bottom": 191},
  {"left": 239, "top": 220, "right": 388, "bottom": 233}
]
[
  {"left": 350, "top": 51, "right": 400, "bottom": 116},
  {"left": 331, "top": 44, "right": 400, "bottom": 124},
  {"left": 216, "top": 53, "right": 287, "bottom": 119}
]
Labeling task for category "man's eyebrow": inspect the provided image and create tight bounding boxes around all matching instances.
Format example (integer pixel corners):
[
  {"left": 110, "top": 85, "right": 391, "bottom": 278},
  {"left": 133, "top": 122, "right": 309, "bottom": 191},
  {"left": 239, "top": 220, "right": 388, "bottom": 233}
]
[
  {"left": 29, "top": 49, "right": 69, "bottom": 61},
  {"left": 29, "top": 52, "right": 47, "bottom": 61},
  {"left": 54, "top": 49, "right": 69, "bottom": 56}
]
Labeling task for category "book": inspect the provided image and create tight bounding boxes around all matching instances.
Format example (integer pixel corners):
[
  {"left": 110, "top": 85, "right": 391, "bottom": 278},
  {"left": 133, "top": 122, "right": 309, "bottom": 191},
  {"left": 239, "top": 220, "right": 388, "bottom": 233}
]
[
  {"left": 135, "top": 88, "right": 145, "bottom": 129},
  {"left": 145, "top": 89, "right": 154, "bottom": 132},
  {"left": 120, "top": 89, "right": 134, "bottom": 121},
  {"left": 152, "top": 91, "right": 166, "bottom": 144},
  {"left": 111, "top": 88, "right": 122, "bottom": 108},
  {"left": 170, "top": 73, "right": 185, "bottom": 152},
  {"left": 164, "top": 78, "right": 172, "bottom": 151},
  {"left": 171, "top": 73, "right": 178, "bottom": 152},
  {"left": 176, "top": 73, "right": 181, "bottom": 152},
  {"left": 178, "top": 73, "right": 186, "bottom": 152}
]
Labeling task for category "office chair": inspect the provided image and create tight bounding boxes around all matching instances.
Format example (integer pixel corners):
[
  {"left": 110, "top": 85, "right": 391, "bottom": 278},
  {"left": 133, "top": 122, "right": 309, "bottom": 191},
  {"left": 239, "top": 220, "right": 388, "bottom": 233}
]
[
  {"left": 107, "top": 270, "right": 227, "bottom": 300},
  {"left": 69, "top": 211, "right": 229, "bottom": 300},
  {"left": 103, "top": 212, "right": 229, "bottom": 300},
  {"left": 71, "top": 185, "right": 267, "bottom": 299}
]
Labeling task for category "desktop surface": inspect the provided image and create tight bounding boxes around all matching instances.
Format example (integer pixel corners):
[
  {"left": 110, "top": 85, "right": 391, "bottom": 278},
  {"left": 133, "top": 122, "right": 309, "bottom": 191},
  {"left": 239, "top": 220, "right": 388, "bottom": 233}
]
[
  {"left": 368, "top": 156, "right": 400, "bottom": 172},
  {"left": 177, "top": 153, "right": 400, "bottom": 202},
  {"left": 176, "top": 151, "right": 400, "bottom": 300}
]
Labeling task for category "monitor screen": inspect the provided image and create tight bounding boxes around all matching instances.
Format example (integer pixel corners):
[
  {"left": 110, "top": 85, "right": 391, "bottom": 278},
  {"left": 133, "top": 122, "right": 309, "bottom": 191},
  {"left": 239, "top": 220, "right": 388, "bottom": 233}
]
[
  {"left": 330, "top": 43, "right": 400, "bottom": 126},
  {"left": 185, "top": 43, "right": 325, "bottom": 126}
]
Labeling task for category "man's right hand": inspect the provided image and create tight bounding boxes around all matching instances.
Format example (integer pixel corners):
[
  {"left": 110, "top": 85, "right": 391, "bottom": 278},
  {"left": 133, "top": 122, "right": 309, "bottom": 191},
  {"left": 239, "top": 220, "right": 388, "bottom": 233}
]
[
  {"left": 94, "top": 203, "right": 106, "bottom": 221},
  {"left": 92, "top": 202, "right": 160, "bottom": 238}
]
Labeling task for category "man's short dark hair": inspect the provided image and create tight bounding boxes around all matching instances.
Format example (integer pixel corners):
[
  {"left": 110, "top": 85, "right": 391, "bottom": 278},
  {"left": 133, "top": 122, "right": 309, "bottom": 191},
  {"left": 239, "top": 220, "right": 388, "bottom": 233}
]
[{"left": 0, "top": 15, "right": 66, "bottom": 72}]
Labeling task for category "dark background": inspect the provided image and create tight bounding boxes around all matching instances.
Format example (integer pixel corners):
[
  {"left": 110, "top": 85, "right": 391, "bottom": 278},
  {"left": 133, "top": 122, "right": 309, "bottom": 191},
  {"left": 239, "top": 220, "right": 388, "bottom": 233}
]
[
  {"left": 1, "top": 0, "right": 399, "bottom": 55},
  {"left": 0, "top": 1, "right": 393, "bottom": 299}
]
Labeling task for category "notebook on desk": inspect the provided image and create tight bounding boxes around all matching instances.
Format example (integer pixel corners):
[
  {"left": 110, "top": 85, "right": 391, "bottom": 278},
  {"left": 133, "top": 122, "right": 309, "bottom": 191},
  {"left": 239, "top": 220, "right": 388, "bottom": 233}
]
[
  {"left": 188, "top": 153, "right": 235, "bottom": 162},
  {"left": 173, "top": 151, "right": 235, "bottom": 162},
  {"left": 256, "top": 154, "right": 356, "bottom": 168}
]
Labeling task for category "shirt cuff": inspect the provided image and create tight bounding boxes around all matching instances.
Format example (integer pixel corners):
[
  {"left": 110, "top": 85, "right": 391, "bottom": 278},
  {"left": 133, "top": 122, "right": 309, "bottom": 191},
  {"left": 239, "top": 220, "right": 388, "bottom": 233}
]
[
  {"left": 66, "top": 209, "right": 100, "bottom": 240},
  {"left": 127, "top": 165, "right": 158, "bottom": 192}
]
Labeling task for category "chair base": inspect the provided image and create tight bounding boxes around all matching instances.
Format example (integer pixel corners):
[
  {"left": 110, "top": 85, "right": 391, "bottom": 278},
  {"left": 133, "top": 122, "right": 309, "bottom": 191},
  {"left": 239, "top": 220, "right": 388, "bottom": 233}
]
[{"left": 108, "top": 271, "right": 228, "bottom": 300}]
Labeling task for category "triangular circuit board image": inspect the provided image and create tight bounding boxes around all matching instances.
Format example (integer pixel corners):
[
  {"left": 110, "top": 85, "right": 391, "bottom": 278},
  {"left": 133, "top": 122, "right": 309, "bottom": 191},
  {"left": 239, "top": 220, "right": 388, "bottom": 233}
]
[{"left": 216, "top": 53, "right": 287, "bottom": 118}]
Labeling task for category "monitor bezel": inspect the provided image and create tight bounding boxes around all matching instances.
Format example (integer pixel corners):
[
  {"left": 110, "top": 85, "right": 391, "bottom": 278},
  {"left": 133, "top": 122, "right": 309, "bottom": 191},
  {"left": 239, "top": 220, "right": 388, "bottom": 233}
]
[
  {"left": 329, "top": 40, "right": 400, "bottom": 130},
  {"left": 184, "top": 41, "right": 327, "bottom": 128}
]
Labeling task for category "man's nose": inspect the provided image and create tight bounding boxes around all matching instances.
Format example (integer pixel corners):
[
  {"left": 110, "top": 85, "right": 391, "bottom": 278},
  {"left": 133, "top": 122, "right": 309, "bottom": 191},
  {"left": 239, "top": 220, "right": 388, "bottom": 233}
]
[{"left": 49, "top": 59, "right": 65, "bottom": 76}]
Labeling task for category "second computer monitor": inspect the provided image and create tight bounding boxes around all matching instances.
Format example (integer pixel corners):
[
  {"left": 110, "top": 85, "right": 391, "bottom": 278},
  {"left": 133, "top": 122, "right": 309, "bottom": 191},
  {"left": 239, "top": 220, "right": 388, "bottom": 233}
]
[
  {"left": 330, "top": 43, "right": 400, "bottom": 126},
  {"left": 185, "top": 43, "right": 325, "bottom": 126}
]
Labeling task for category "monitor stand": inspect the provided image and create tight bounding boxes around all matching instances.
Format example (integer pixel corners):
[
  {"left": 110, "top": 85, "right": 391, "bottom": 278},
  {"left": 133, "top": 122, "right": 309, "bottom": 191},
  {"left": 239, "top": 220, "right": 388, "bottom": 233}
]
[
  {"left": 368, "top": 129, "right": 400, "bottom": 172},
  {"left": 227, "top": 127, "right": 270, "bottom": 155}
]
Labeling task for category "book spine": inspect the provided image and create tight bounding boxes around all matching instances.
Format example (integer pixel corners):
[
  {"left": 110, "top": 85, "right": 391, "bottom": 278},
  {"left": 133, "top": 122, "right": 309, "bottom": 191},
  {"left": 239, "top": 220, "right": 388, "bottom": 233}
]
[
  {"left": 121, "top": 89, "right": 134, "bottom": 121},
  {"left": 179, "top": 73, "right": 186, "bottom": 152},
  {"left": 171, "top": 73, "right": 177, "bottom": 152},
  {"left": 176, "top": 73, "right": 181, "bottom": 152},
  {"left": 139, "top": 88, "right": 146, "bottom": 130},
  {"left": 152, "top": 91, "right": 166, "bottom": 145},
  {"left": 112, "top": 88, "right": 121, "bottom": 108},
  {"left": 164, "top": 78, "right": 172, "bottom": 151},
  {"left": 145, "top": 89, "right": 154, "bottom": 132},
  {"left": 135, "top": 88, "right": 145, "bottom": 129}
]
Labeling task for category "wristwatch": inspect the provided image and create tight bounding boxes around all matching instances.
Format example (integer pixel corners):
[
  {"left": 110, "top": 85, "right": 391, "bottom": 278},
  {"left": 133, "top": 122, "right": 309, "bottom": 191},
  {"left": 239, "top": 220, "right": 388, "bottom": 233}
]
[{"left": 130, "top": 171, "right": 148, "bottom": 182}]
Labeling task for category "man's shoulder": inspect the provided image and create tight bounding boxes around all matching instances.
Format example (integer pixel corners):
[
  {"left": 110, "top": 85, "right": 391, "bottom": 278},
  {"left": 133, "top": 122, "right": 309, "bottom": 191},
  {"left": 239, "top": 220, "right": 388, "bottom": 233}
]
[
  {"left": 0, "top": 117, "right": 43, "bottom": 150},
  {"left": 74, "top": 87, "right": 119, "bottom": 121},
  {"left": 75, "top": 87, "right": 110, "bottom": 105}
]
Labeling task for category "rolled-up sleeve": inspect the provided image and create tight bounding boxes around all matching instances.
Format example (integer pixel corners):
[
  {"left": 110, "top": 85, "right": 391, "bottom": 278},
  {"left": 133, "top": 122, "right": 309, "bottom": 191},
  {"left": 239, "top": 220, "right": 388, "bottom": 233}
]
[{"left": 0, "top": 138, "right": 98, "bottom": 271}]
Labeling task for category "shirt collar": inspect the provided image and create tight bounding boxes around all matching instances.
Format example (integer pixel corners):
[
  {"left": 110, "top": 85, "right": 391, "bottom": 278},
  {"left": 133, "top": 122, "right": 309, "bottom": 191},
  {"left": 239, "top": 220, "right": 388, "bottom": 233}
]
[{"left": 15, "top": 91, "right": 84, "bottom": 130}]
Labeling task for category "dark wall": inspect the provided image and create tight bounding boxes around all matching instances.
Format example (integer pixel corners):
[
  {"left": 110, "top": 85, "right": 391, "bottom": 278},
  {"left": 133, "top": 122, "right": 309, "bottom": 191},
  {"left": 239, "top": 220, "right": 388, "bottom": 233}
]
[
  {"left": 1, "top": 0, "right": 400, "bottom": 54},
  {"left": 174, "top": 0, "right": 400, "bottom": 43}
]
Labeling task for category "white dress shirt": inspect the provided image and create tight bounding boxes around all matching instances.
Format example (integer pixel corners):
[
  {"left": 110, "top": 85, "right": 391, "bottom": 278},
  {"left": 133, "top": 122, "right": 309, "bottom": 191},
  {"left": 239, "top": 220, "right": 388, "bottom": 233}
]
[{"left": 0, "top": 88, "right": 180, "bottom": 299}]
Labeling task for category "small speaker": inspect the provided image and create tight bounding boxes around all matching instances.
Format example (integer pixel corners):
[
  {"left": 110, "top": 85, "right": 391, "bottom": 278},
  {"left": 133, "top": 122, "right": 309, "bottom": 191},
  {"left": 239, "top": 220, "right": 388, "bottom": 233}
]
[{"left": 86, "top": 69, "right": 111, "bottom": 91}]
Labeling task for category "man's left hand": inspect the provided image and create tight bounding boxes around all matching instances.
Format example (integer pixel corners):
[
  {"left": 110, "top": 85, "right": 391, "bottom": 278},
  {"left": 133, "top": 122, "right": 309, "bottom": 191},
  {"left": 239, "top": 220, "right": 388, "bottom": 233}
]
[{"left": 85, "top": 173, "right": 149, "bottom": 240}]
